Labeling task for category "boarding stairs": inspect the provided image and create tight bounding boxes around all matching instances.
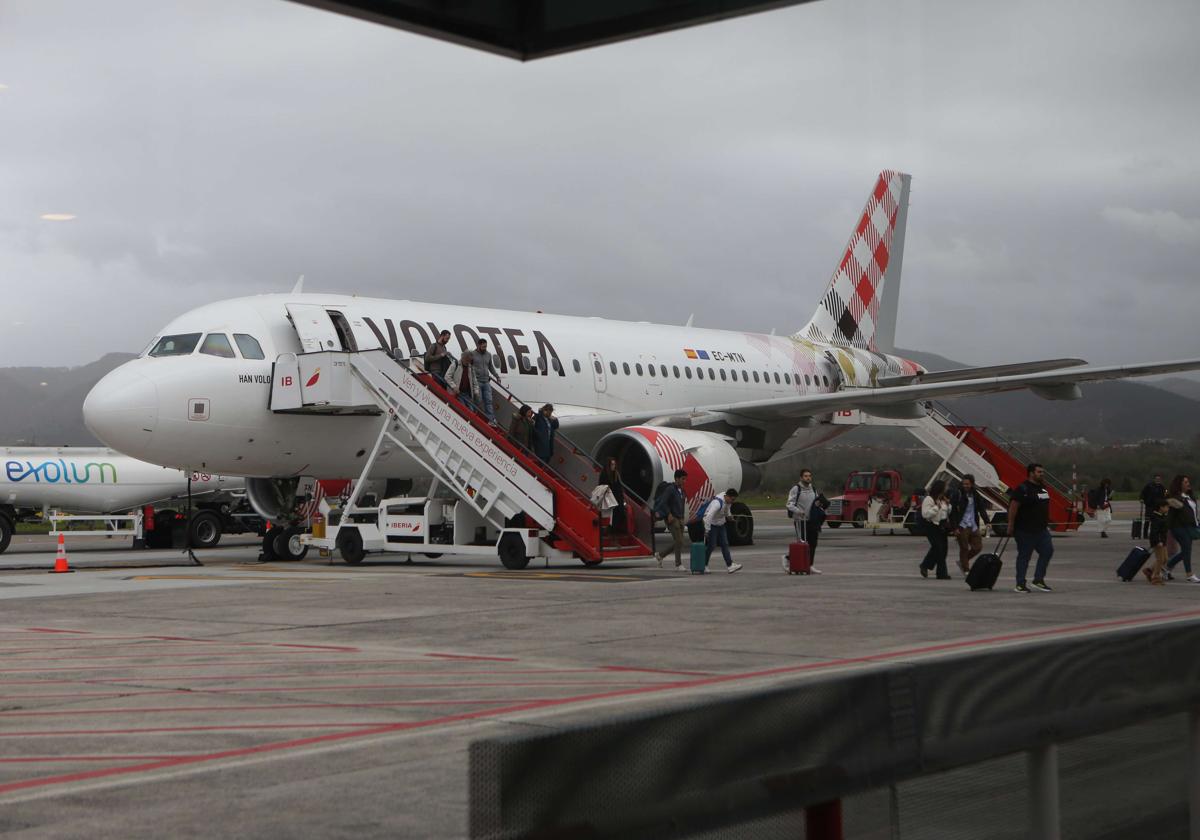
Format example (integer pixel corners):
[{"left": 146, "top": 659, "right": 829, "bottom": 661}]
[
  {"left": 270, "top": 349, "right": 655, "bottom": 563},
  {"left": 831, "top": 404, "right": 1082, "bottom": 532}
]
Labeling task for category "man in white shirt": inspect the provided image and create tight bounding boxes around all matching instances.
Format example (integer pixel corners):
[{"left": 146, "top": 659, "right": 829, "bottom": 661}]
[{"left": 703, "top": 488, "right": 743, "bottom": 574}]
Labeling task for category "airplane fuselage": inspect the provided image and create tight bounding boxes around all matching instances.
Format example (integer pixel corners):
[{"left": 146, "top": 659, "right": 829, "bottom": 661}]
[{"left": 84, "top": 293, "right": 923, "bottom": 478}]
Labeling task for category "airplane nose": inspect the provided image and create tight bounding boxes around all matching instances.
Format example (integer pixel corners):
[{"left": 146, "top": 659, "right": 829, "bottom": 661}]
[{"left": 83, "top": 366, "right": 159, "bottom": 457}]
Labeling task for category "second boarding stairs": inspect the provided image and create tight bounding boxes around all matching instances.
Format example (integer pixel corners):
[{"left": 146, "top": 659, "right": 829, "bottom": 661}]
[
  {"left": 270, "top": 349, "right": 656, "bottom": 565},
  {"left": 832, "top": 403, "right": 1082, "bottom": 532}
]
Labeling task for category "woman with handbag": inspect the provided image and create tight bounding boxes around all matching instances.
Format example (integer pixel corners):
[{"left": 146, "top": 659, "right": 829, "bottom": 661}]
[
  {"left": 918, "top": 480, "right": 952, "bottom": 579},
  {"left": 1164, "top": 475, "right": 1199, "bottom": 582}
]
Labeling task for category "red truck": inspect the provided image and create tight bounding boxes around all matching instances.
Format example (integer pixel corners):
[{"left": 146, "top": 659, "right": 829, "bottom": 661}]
[{"left": 823, "top": 470, "right": 917, "bottom": 530}]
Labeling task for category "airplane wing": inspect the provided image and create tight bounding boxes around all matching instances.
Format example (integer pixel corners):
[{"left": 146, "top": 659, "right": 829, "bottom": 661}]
[
  {"left": 558, "top": 357, "right": 1200, "bottom": 435},
  {"left": 877, "top": 358, "right": 1086, "bottom": 387}
]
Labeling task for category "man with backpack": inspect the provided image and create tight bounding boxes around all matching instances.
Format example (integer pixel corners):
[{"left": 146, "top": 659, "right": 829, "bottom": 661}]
[
  {"left": 652, "top": 469, "right": 689, "bottom": 570},
  {"left": 702, "top": 488, "right": 743, "bottom": 574},
  {"left": 786, "top": 469, "right": 823, "bottom": 574}
]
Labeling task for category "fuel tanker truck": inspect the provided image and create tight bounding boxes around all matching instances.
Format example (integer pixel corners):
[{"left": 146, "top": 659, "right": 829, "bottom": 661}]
[{"left": 0, "top": 446, "right": 263, "bottom": 554}]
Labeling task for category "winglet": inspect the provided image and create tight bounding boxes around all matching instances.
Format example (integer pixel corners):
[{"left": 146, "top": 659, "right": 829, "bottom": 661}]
[{"left": 292, "top": 275, "right": 305, "bottom": 294}]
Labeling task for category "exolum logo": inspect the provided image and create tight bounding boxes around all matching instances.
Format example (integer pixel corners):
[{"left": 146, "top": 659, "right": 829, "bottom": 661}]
[{"left": 4, "top": 459, "right": 119, "bottom": 484}]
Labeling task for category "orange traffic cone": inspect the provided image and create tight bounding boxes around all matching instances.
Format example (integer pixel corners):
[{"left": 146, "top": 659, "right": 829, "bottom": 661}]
[{"left": 50, "top": 533, "right": 74, "bottom": 574}]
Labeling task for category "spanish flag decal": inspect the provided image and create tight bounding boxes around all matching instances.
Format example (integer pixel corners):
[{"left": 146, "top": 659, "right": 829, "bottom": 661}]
[{"left": 684, "top": 349, "right": 698, "bottom": 359}]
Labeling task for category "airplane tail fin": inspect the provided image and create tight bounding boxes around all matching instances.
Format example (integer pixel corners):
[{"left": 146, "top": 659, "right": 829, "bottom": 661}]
[{"left": 796, "top": 170, "right": 911, "bottom": 354}]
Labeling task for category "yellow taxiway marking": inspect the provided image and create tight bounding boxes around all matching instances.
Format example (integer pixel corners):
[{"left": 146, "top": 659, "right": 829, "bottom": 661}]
[{"left": 463, "top": 571, "right": 642, "bottom": 582}]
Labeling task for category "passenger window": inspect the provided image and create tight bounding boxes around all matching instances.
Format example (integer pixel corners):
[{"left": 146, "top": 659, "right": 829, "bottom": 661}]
[
  {"left": 508, "top": 355, "right": 517, "bottom": 369},
  {"left": 623, "top": 362, "right": 631, "bottom": 376},
  {"left": 684, "top": 368, "right": 692, "bottom": 379},
  {"left": 593, "top": 360, "right": 602, "bottom": 374},
  {"left": 233, "top": 334, "right": 265, "bottom": 360},
  {"left": 708, "top": 367, "right": 715, "bottom": 379},
  {"left": 719, "top": 369, "right": 727, "bottom": 381},
  {"left": 149, "top": 333, "right": 202, "bottom": 357},
  {"left": 784, "top": 373, "right": 791, "bottom": 384},
  {"left": 200, "top": 333, "right": 236, "bottom": 358},
  {"left": 823, "top": 375, "right": 830, "bottom": 386},
  {"left": 610, "top": 361, "right": 617, "bottom": 375},
  {"left": 753, "top": 371, "right": 760, "bottom": 383},
  {"left": 672, "top": 366, "right": 680, "bottom": 378},
  {"left": 552, "top": 358, "right": 562, "bottom": 373},
  {"left": 636, "top": 363, "right": 643, "bottom": 376},
  {"left": 572, "top": 359, "right": 581, "bottom": 373},
  {"left": 805, "top": 374, "right": 812, "bottom": 386},
  {"left": 774, "top": 372, "right": 781, "bottom": 384}
]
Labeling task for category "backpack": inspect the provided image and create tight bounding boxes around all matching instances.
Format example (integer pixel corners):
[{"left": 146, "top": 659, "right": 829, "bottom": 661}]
[
  {"left": 652, "top": 481, "right": 674, "bottom": 517},
  {"left": 786, "top": 484, "right": 800, "bottom": 519},
  {"left": 689, "top": 497, "right": 721, "bottom": 526}
]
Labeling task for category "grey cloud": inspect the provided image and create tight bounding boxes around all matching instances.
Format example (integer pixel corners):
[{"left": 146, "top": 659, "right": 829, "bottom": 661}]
[{"left": 0, "top": 0, "right": 1198, "bottom": 371}]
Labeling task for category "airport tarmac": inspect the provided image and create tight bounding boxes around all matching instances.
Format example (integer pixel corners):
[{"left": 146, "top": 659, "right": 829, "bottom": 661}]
[{"left": 1, "top": 506, "right": 1196, "bottom": 838}]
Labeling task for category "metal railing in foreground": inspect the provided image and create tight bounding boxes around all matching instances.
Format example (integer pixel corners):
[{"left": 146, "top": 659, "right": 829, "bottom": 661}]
[{"left": 469, "top": 615, "right": 1200, "bottom": 839}]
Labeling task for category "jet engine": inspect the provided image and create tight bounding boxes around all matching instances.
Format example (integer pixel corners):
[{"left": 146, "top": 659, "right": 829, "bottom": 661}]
[
  {"left": 245, "top": 477, "right": 305, "bottom": 525},
  {"left": 593, "top": 427, "right": 762, "bottom": 544}
]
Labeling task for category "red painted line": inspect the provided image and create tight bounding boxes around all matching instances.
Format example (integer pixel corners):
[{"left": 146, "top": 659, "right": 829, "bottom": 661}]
[
  {"left": 425, "top": 653, "right": 518, "bottom": 662},
  {"left": 0, "top": 650, "right": 370, "bottom": 663},
  {"left": 0, "top": 700, "right": 537, "bottom": 718},
  {"left": 601, "top": 665, "right": 715, "bottom": 677},
  {"left": 0, "top": 756, "right": 186, "bottom": 763},
  {"left": 73, "top": 668, "right": 661, "bottom": 684},
  {"left": 22, "top": 628, "right": 93, "bottom": 635},
  {"left": 4, "top": 607, "right": 1198, "bottom": 798},
  {"left": 0, "top": 658, "right": 429, "bottom": 674},
  {"left": 0, "top": 680, "right": 669, "bottom": 701},
  {"left": 3, "top": 723, "right": 402, "bottom": 738}
]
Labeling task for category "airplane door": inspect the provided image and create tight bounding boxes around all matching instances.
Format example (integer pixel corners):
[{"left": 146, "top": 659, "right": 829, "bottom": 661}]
[
  {"left": 286, "top": 304, "right": 341, "bottom": 353},
  {"left": 640, "top": 354, "right": 663, "bottom": 397},
  {"left": 588, "top": 352, "right": 607, "bottom": 393}
]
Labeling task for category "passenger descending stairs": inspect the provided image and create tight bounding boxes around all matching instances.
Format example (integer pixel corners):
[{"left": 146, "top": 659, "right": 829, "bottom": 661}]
[{"left": 271, "top": 349, "right": 655, "bottom": 562}]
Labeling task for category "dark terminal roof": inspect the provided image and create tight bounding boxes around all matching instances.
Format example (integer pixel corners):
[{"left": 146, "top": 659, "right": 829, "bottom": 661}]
[{"left": 287, "top": 1, "right": 821, "bottom": 61}]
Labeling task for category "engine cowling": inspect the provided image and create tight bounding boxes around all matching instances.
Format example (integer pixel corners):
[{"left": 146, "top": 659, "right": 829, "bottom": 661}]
[
  {"left": 593, "top": 426, "right": 761, "bottom": 519},
  {"left": 244, "top": 477, "right": 304, "bottom": 525}
]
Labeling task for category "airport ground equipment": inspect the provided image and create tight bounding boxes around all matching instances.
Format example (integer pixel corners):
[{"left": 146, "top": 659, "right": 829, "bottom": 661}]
[
  {"left": 822, "top": 469, "right": 910, "bottom": 530},
  {"left": 0, "top": 447, "right": 262, "bottom": 554},
  {"left": 830, "top": 402, "right": 1084, "bottom": 533},
  {"left": 271, "top": 349, "right": 655, "bottom": 568}
]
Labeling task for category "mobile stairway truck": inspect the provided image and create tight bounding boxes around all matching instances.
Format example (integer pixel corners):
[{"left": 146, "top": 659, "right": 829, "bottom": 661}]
[{"left": 267, "top": 349, "right": 656, "bottom": 568}]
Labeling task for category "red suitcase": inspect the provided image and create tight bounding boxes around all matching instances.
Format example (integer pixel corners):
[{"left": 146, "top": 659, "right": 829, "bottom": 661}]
[{"left": 784, "top": 541, "right": 812, "bottom": 575}]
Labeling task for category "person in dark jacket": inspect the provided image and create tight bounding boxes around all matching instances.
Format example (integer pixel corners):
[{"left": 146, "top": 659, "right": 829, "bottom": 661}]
[
  {"left": 1164, "top": 474, "right": 1199, "bottom": 583},
  {"left": 423, "top": 330, "right": 453, "bottom": 383},
  {"left": 949, "top": 474, "right": 991, "bottom": 573},
  {"left": 508, "top": 404, "right": 534, "bottom": 450},
  {"left": 1007, "top": 463, "right": 1055, "bottom": 593},
  {"left": 1142, "top": 497, "right": 1172, "bottom": 585},
  {"left": 1090, "top": 478, "right": 1113, "bottom": 538},
  {"left": 599, "top": 456, "right": 626, "bottom": 532},
  {"left": 1140, "top": 474, "right": 1167, "bottom": 509},
  {"left": 532, "top": 403, "right": 559, "bottom": 462},
  {"left": 653, "top": 469, "right": 689, "bottom": 570}
]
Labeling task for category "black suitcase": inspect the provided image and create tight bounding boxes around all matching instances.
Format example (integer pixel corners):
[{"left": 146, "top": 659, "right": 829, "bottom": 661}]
[
  {"left": 1117, "top": 546, "right": 1151, "bottom": 582},
  {"left": 967, "top": 537, "right": 1007, "bottom": 591},
  {"left": 1131, "top": 503, "right": 1150, "bottom": 539}
]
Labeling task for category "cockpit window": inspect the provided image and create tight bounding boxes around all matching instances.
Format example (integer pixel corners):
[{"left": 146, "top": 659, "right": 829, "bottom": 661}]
[
  {"left": 234, "top": 334, "right": 265, "bottom": 360},
  {"left": 200, "top": 333, "right": 236, "bottom": 358},
  {"left": 148, "top": 333, "right": 202, "bottom": 357},
  {"left": 140, "top": 337, "right": 160, "bottom": 357}
]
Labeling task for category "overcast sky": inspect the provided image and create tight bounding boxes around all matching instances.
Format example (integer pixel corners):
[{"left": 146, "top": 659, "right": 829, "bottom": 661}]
[{"left": 2, "top": 0, "right": 1198, "bottom": 370}]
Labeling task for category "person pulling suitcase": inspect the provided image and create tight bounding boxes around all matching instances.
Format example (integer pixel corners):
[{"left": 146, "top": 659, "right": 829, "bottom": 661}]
[{"left": 967, "top": 536, "right": 1007, "bottom": 591}]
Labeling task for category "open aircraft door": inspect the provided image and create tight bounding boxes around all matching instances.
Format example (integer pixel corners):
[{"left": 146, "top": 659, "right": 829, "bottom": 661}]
[{"left": 286, "top": 304, "right": 341, "bottom": 353}]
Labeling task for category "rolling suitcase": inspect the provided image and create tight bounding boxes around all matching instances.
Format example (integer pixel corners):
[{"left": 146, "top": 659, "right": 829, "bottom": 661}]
[
  {"left": 966, "top": 537, "right": 1007, "bottom": 591},
  {"left": 1131, "top": 503, "right": 1148, "bottom": 540},
  {"left": 689, "top": 542, "right": 708, "bottom": 575},
  {"left": 784, "top": 541, "right": 812, "bottom": 575},
  {"left": 1117, "top": 546, "right": 1151, "bottom": 582}
]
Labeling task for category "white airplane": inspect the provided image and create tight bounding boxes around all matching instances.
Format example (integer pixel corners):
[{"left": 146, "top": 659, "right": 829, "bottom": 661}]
[
  {"left": 83, "top": 171, "right": 1200, "bottom": 535},
  {"left": 0, "top": 446, "right": 253, "bottom": 553}
]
